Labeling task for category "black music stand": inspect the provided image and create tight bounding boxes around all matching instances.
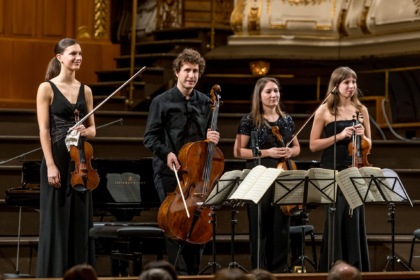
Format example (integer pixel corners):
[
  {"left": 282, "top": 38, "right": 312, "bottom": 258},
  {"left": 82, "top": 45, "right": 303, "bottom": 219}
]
[
  {"left": 200, "top": 170, "right": 249, "bottom": 274},
  {"left": 273, "top": 169, "right": 336, "bottom": 273},
  {"left": 345, "top": 168, "right": 412, "bottom": 272},
  {"left": 3, "top": 207, "right": 33, "bottom": 278}
]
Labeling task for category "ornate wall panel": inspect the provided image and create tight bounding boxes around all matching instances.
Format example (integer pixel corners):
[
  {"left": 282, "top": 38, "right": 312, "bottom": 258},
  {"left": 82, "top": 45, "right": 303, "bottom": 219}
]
[
  {"left": 231, "top": 0, "right": 346, "bottom": 38},
  {"left": 366, "top": 0, "right": 420, "bottom": 34},
  {"left": 342, "top": 0, "right": 369, "bottom": 37},
  {"left": 228, "top": 0, "right": 420, "bottom": 57},
  {"left": 41, "top": 0, "right": 67, "bottom": 37}
]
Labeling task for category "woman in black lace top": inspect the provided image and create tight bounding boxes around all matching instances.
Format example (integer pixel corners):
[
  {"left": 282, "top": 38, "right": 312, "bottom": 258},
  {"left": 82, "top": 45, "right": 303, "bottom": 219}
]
[
  {"left": 309, "top": 66, "right": 371, "bottom": 272},
  {"left": 234, "top": 77, "right": 300, "bottom": 272}
]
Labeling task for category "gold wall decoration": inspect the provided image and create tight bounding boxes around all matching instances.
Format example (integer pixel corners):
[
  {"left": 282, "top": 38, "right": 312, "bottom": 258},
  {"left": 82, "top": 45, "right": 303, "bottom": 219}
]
[
  {"left": 230, "top": 0, "right": 247, "bottom": 33},
  {"left": 414, "top": 0, "right": 420, "bottom": 15},
  {"left": 268, "top": 0, "right": 337, "bottom": 31},
  {"left": 78, "top": 25, "right": 92, "bottom": 39},
  {"left": 157, "top": 0, "right": 182, "bottom": 29},
  {"left": 282, "top": 0, "right": 327, "bottom": 5},
  {"left": 94, "top": 0, "right": 108, "bottom": 39},
  {"left": 250, "top": 61, "right": 271, "bottom": 76},
  {"left": 248, "top": 0, "right": 262, "bottom": 34}
]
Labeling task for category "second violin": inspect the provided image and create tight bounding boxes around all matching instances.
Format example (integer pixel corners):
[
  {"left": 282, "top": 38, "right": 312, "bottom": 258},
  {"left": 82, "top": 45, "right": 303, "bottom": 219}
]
[
  {"left": 271, "top": 125, "right": 302, "bottom": 216},
  {"left": 348, "top": 111, "right": 371, "bottom": 168}
]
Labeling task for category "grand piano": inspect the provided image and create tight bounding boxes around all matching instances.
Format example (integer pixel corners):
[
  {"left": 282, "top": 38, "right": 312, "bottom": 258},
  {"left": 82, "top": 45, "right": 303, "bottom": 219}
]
[
  {"left": 4, "top": 158, "right": 250, "bottom": 220},
  {"left": 5, "top": 158, "right": 162, "bottom": 221}
]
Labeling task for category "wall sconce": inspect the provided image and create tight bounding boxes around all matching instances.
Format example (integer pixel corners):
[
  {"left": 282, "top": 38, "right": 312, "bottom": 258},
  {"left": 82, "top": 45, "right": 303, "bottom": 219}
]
[{"left": 249, "top": 61, "right": 270, "bottom": 76}]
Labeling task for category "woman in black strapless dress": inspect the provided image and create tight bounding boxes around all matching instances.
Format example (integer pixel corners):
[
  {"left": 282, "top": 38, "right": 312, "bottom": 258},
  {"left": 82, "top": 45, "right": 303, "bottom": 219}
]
[{"left": 309, "top": 67, "right": 372, "bottom": 272}]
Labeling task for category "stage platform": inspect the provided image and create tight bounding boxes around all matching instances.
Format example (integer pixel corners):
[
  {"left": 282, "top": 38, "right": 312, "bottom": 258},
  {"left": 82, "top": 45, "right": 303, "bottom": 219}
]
[{"left": 6, "top": 271, "right": 420, "bottom": 280}]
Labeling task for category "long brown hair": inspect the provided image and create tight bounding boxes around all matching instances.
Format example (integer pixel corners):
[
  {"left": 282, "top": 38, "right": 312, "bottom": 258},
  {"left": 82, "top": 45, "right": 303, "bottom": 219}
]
[
  {"left": 326, "top": 66, "right": 363, "bottom": 115},
  {"left": 44, "top": 38, "right": 79, "bottom": 81},
  {"left": 251, "top": 77, "right": 285, "bottom": 128}
]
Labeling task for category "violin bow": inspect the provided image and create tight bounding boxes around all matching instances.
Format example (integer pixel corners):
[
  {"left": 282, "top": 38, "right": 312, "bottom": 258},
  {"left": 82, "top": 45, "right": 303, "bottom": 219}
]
[
  {"left": 0, "top": 118, "right": 123, "bottom": 166},
  {"left": 172, "top": 163, "right": 191, "bottom": 218},
  {"left": 68, "top": 66, "right": 146, "bottom": 132},
  {"left": 285, "top": 85, "right": 337, "bottom": 148}
]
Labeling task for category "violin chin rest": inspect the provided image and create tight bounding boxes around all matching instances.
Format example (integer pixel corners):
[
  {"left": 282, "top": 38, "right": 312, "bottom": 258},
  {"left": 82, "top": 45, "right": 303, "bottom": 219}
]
[{"left": 72, "top": 184, "right": 90, "bottom": 193}]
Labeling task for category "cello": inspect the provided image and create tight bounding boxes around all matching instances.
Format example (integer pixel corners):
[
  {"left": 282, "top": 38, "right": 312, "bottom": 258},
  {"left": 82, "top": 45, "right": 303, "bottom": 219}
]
[
  {"left": 157, "top": 85, "right": 225, "bottom": 244},
  {"left": 271, "top": 126, "right": 302, "bottom": 216}
]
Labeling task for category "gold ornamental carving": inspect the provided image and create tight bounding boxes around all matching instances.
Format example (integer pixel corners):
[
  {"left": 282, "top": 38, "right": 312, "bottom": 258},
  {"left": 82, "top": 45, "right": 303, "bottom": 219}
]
[
  {"left": 281, "top": 0, "right": 327, "bottom": 5},
  {"left": 248, "top": 0, "right": 262, "bottom": 34},
  {"left": 230, "top": 0, "right": 247, "bottom": 33},
  {"left": 414, "top": 0, "right": 420, "bottom": 15},
  {"left": 94, "top": 0, "right": 108, "bottom": 39},
  {"left": 157, "top": 0, "right": 182, "bottom": 29}
]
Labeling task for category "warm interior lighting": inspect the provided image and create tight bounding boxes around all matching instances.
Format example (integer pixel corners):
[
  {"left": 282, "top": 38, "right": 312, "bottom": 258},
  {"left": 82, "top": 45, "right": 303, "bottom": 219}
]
[{"left": 250, "top": 61, "right": 270, "bottom": 76}]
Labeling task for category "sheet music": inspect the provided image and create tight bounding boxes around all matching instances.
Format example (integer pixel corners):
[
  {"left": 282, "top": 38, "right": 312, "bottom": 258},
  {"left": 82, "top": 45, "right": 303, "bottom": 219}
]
[
  {"left": 274, "top": 171, "right": 305, "bottom": 204},
  {"left": 274, "top": 168, "right": 336, "bottom": 205},
  {"left": 229, "top": 165, "right": 283, "bottom": 204},
  {"left": 205, "top": 169, "right": 250, "bottom": 205},
  {"left": 307, "top": 168, "right": 337, "bottom": 203},
  {"left": 359, "top": 167, "right": 403, "bottom": 202},
  {"left": 336, "top": 167, "right": 369, "bottom": 209},
  {"left": 382, "top": 168, "right": 411, "bottom": 203}
]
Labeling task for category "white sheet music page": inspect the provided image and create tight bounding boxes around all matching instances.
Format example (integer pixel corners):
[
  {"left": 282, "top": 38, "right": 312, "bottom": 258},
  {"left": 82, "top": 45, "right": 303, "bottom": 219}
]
[
  {"left": 229, "top": 165, "right": 283, "bottom": 204},
  {"left": 359, "top": 167, "right": 403, "bottom": 202},
  {"left": 274, "top": 170, "right": 307, "bottom": 204},
  {"left": 205, "top": 169, "right": 251, "bottom": 205},
  {"left": 336, "top": 167, "right": 369, "bottom": 209},
  {"left": 307, "top": 168, "right": 337, "bottom": 203}
]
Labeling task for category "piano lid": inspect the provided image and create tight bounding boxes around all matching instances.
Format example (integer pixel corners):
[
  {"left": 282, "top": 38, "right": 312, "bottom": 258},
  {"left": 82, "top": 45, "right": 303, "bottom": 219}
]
[{"left": 5, "top": 158, "right": 161, "bottom": 215}]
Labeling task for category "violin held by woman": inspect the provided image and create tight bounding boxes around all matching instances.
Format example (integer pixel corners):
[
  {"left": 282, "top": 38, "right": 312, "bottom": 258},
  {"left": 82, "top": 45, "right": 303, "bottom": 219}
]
[{"left": 68, "top": 109, "right": 100, "bottom": 192}]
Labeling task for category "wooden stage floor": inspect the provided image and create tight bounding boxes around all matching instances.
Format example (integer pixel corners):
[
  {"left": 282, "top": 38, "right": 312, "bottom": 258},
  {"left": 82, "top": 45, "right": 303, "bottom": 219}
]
[{"left": 6, "top": 272, "right": 420, "bottom": 280}]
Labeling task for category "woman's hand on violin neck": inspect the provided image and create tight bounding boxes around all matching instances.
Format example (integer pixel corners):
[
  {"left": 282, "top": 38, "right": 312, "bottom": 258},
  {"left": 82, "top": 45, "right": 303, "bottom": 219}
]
[
  {"left": 339, "top": 126, "right": 356, "bottom": 140},
  {"left": 354, "top": 123, "right": 365, "bottom": 136},
  {"left": 206, "top": 129, "right": 220, "bottom": 145},
  {"left": 267, "top": 147, "right": 292, "bottom": 159},
  {"left": 72, "top": 124, "right": 88, "bottom": 137},
  {"left": 47, "top": 165, "right": 61, "bottom": 188},
  {"left": 167, "top": 152, "right": 181, "bottom": 171}
]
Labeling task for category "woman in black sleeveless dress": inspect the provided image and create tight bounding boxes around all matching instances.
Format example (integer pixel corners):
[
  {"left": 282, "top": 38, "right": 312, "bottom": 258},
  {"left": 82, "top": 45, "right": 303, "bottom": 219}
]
[
  {"left": 234, "top": 77, "right": 300, "bottom": 272},
  {"left": 36, "top": 38, "right": 96, "bottom": 277},
  {"left": 309, "top": 67, "right": 371, "bottom": 272}
]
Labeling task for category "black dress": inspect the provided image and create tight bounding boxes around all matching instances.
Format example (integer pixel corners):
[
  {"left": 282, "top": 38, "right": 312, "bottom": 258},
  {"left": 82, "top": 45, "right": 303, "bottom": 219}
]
[
  {"left": 318, "top": 120, "right": 370, "bottom": 272},
  {"left": 36, "top": 82, "right": 95, "bottom": 277},
  {"left": 237, "top": 113, "right": 295, "bottom": 272}
]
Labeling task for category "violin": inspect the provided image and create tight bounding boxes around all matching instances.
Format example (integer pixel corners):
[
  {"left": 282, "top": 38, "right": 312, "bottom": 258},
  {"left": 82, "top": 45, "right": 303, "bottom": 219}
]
[
  {"left": 157, "top": 85, "right": 225, "bottom": 244},
  {"left": 69, "top": 109, "right": 100, "bottom": 192},
  {"left": 271, "top": 126, "right": 302, "bottom": 216},
  {"left": 348, "top": 111, "right": 371, "bottom": 168}
]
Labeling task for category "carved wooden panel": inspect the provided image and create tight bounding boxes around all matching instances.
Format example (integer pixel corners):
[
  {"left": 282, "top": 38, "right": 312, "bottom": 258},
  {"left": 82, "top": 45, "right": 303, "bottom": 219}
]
[
  {"left": 11, "top": 0, "right": 37, "bottom": 36},
  {"left": 41, "top": 0, "right": 67, "bottom": 37},
  {"left": 0, "top": 0, "right": 3, "bottom": 35}
]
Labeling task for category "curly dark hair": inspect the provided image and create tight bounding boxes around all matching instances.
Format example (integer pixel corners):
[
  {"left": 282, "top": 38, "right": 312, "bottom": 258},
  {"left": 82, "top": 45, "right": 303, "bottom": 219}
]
[{"left": 172, "top": 48, "right": 205, "bottom": 78}]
